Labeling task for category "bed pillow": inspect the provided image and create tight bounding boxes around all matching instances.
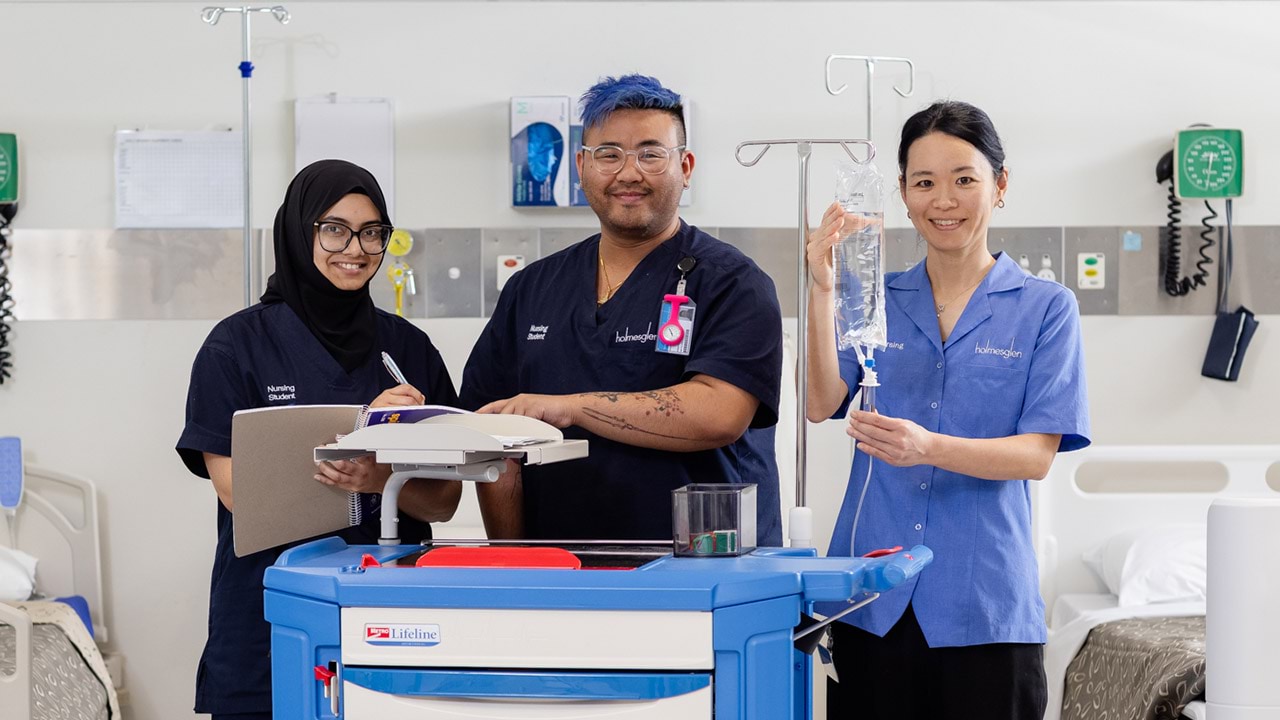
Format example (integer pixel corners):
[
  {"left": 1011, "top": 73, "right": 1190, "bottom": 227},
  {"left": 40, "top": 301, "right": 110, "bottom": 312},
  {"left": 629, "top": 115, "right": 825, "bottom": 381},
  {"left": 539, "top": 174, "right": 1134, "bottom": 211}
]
[
  {"left": 1081, "top": 524, "right": 1207, "bottom": 607},
  {"left": 0, "top": 545, "right": 38, "bottom": 601}
]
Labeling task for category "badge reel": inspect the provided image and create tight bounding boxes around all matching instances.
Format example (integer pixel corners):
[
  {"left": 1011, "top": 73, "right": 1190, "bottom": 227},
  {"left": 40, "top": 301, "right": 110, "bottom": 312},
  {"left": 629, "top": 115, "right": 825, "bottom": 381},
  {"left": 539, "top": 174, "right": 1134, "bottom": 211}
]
[{"left": 656, "top": 257, "right": 697, "bottom": 356}]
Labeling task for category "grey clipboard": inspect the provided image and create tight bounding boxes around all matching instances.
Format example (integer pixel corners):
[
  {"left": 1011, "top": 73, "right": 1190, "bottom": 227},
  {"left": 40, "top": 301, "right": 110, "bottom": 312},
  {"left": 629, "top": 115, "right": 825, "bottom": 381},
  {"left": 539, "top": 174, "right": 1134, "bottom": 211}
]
[{"left": 231, "top": 405, "right": 361, "bottom": 557}]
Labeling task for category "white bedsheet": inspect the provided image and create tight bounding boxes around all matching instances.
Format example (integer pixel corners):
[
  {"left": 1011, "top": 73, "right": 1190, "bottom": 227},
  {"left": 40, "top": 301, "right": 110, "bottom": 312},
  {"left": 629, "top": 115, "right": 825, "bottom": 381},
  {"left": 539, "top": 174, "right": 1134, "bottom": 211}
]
[
  {"left": 1043, "top": 593, "right": 1205, "bottom": 720},
  {"left": 1049, "top": 593, "right": 1121, "bottom": 629}
]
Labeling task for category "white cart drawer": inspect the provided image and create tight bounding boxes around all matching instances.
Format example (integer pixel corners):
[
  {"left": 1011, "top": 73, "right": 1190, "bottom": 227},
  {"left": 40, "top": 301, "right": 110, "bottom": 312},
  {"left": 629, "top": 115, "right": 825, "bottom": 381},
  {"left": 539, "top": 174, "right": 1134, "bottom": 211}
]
[
  {"left": 341, "top": 607, "right": 713, "bottom": 669},
  {"left": 342, "top": 671, "right": 713, "bottom": 719}
]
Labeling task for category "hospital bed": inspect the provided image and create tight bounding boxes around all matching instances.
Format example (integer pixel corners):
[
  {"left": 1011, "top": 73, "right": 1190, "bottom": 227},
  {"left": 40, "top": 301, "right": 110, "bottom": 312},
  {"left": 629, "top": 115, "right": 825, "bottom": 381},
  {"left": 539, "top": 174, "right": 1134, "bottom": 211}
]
[
  {"left": 1036, "top": 444, "right": 1280, "bottom": 720},
  {"left": 0, "top": 465, "right": 121, "bottom": 720}
]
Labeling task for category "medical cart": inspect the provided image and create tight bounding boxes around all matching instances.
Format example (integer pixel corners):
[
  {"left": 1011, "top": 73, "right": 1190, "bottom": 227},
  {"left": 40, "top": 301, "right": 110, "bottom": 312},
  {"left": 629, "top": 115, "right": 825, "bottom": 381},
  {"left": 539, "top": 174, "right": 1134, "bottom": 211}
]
[{"left": 265, "top": 538, "right": 930, "bottom": 719}]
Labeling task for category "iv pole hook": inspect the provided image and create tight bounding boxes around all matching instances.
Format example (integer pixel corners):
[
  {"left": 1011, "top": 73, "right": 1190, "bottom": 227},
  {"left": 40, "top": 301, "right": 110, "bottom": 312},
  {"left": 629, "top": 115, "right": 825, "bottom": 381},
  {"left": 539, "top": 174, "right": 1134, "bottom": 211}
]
[{"left": 824, "top": 55, "right": 915, "bottom": 140}]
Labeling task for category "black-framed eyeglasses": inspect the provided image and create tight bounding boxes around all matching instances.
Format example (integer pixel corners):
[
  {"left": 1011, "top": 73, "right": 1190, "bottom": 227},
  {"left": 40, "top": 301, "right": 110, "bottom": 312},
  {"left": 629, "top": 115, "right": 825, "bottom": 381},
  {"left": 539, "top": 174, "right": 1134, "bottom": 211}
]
[
  {"left": 582, "top": 144, "right": 686, "bottom": 175},
  {"left": 313, "top": 221, "right": 394, "bottom": 254}
]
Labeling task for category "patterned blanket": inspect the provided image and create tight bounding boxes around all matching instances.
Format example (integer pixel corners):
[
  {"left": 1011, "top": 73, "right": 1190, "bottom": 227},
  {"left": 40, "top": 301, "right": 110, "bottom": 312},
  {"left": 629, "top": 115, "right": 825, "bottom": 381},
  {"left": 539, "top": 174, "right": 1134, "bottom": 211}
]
[
  {"left": 1061, "top": 615, "right": 1205, "bottom": 720},
  {"left": 0, "top": 600, "right": 119, "bottom": 719}
]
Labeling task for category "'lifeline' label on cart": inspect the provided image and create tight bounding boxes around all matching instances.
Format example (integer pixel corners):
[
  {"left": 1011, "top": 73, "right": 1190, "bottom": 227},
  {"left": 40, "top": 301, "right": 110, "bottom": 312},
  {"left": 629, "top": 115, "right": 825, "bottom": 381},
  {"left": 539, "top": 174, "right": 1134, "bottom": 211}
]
[{"left": 364, "top": 623, "right": 441, "bottom": 647}]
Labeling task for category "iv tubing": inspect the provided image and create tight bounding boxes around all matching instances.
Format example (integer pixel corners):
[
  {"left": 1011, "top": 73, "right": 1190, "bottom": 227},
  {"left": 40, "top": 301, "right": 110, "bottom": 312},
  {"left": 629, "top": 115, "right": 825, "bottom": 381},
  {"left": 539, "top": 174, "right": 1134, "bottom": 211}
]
[{"left": 848, "top": 352, "right": 879, "bottom": 552}]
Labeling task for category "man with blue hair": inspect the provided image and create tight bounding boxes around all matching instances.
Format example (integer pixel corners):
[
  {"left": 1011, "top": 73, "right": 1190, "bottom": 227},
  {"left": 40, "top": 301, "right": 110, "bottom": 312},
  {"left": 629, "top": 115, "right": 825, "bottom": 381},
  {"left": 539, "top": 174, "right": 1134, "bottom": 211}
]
[{"left": 461, "top": 74, "right": 783, "bottom": 545}]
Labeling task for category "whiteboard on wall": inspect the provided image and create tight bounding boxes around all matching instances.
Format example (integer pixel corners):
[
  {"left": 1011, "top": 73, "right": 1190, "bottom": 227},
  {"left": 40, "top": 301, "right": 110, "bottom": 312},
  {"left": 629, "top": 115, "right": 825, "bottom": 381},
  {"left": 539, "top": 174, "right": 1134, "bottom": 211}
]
[
  {"left": 114, "top": 130, "right": 244, "bottom": 229},
  {"left": 295, "top": 96, "right": 396, "bottom": 219}
]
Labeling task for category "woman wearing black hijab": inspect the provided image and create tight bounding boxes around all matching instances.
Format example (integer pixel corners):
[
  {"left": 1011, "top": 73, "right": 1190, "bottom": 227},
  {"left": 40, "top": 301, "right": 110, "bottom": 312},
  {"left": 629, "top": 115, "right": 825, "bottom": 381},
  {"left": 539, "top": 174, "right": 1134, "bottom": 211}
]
[{"left": 177, "top": 160, "right": 460, "bottom": 720}]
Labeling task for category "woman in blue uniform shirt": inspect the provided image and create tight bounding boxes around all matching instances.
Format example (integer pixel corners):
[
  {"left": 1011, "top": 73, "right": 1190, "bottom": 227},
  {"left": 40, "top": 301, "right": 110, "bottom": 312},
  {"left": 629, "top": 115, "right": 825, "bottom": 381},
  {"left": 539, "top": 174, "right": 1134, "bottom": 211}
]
[
  {"left": 805, "top": 102, "right": 1089, "bottom": 719},
  {"left": 176, "top": 159, "right": 460, "bottom": 720}
]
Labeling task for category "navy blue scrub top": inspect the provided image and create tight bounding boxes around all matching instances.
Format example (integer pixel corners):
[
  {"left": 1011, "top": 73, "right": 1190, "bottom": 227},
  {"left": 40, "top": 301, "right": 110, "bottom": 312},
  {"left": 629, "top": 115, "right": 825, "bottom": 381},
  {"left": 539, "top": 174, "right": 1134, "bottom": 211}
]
[
  {"left": 818, "top": 252, "right": 1090, "bottom": 647},
  {"left": 176, "top": 302, "right": 457, "bottom": 715},
  {"left": 461, "top": 221, "right": 784, "bottom": 545}
]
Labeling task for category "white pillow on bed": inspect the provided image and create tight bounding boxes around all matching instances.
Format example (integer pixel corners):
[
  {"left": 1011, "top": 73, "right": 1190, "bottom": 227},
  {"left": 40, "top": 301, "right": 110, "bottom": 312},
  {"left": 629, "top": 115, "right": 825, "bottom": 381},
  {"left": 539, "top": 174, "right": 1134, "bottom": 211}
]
[
  {"left": 1082, "top": 524, "right": 1207, "bottom": 607},
  {"left": 0, "top": 546, "right": 38, "bottom": 601}
]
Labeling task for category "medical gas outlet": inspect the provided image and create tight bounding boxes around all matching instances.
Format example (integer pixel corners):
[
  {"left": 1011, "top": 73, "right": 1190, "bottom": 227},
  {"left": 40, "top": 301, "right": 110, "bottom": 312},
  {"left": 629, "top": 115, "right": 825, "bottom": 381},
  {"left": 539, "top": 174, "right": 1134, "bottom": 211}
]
[
  {"left": 1018, "top": 253, "right": 1057, "bottom": 283},
  {"left": 1077, "top": 253, "right": 1105, "bottom": 290}
]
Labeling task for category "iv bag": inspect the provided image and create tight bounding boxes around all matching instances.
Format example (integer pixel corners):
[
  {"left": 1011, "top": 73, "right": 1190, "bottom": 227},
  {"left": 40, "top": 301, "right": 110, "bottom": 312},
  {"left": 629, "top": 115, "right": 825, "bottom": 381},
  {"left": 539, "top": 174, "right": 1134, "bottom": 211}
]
[{"left": 833, "top": 159, "right": 887, "bottom": 352}]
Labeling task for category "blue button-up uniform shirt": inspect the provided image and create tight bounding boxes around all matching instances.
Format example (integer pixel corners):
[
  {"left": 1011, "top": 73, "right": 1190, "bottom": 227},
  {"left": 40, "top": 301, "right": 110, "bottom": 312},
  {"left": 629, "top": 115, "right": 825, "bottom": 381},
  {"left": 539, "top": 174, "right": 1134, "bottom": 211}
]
[{"left": 819, "top": 252, "right": 1090, "bottom": 647}]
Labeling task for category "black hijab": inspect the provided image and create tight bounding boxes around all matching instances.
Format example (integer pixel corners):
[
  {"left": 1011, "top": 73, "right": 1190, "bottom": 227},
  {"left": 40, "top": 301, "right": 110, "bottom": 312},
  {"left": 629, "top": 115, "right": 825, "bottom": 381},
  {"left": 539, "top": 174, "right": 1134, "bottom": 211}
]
[{"left": 261, "top": 159, "right": 389, "bottom": 373}]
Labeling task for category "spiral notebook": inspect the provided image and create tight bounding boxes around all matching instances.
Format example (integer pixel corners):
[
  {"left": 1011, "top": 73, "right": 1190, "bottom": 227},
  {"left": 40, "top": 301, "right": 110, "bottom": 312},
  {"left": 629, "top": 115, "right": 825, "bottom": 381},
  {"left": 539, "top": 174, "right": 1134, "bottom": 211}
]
[{"left": 354, "top": 404, "right": 465, "bottom": 430}]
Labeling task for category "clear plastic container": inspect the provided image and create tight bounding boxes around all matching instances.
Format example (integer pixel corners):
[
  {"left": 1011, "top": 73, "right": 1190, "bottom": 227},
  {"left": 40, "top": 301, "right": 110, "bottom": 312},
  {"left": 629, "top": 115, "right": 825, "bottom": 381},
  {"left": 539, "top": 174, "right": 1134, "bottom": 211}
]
[
  {"left": 833, "top": 211, "right": 886, "bottom": 351},
  {"left": 833, "top": 159, "right": 887, "bottom": 353},
  {"left": 672, "top": 484, "right": 757, "bottom": 557}
]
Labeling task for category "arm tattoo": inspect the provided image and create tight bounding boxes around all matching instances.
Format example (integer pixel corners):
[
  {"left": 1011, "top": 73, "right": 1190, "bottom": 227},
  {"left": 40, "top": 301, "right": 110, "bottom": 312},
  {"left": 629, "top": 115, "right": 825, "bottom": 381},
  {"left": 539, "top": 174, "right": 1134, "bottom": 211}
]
[
  {"left": 636, "top": 389, "right": 684, "bottom": 417},
  {"left": 579, "top": 407, "right": 695, "bottom": 441},
  {"left": 581, "top": 389, "right": 685, "bottom": 417}
]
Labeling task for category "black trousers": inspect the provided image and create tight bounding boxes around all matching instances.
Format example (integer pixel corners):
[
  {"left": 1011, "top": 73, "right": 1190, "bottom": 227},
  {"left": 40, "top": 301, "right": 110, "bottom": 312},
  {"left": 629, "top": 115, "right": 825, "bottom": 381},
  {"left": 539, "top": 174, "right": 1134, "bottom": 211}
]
[
  {"left": 826, "top": 604, "right": 1047, "bottom": 720},
  {"left": 212, "top": 714, "right": 271, "bottom": 720}
]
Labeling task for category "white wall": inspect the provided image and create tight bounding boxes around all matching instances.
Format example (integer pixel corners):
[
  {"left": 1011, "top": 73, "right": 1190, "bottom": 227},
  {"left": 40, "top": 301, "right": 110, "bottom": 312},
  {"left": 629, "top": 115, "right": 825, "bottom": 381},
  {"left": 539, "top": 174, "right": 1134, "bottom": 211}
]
[
  {"left": 4, "top": 1, "right": 1280, "bottom": 230},
  {"left": 2, "top": 2, "right": 1278, "bottom": 719}
]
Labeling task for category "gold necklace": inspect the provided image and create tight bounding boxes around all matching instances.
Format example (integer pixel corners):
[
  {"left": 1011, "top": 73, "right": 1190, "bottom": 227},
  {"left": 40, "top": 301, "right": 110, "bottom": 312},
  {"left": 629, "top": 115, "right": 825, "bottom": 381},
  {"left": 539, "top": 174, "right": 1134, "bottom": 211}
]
[
  {"left": 933, "top": 260, "right": 995, "bottom": 317},
  {"left": 598, "top": 253, "right": 624, "bottom": 305}
]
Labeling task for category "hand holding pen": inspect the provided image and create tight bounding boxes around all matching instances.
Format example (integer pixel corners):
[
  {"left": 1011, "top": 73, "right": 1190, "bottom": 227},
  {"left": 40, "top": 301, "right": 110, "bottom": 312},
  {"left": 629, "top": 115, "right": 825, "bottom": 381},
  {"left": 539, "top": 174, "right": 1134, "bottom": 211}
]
[{"left": 372, "top": 351, "right": 425, "bottom": 407}]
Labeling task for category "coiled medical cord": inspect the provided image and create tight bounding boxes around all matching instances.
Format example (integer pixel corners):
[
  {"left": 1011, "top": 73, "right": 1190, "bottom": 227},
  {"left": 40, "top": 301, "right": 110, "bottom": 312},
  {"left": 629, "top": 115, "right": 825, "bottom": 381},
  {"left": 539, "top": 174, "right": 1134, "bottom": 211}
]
[
  {"left": 1162, "top": 179, "right": 1215, "bottom": 297},
  {"left": 1197, "top": 201, "right": 1219, "bottom": 290},
  {"left": 1161, "top": 181, "right": 1185, "bottom": 295},
  {"left": 0, "top": 215, "right": 13, "bottom": 384}
]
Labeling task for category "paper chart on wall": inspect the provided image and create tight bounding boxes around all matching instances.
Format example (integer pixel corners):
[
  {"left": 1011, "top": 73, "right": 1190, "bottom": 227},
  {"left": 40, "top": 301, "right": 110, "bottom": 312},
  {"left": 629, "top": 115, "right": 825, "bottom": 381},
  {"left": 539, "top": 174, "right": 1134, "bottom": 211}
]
[
  {"left": 295, "top": 96, "right": 396, "bottom": 218},
  {"left": 114, "top": 130, "right": 244, "bottom": 229}
]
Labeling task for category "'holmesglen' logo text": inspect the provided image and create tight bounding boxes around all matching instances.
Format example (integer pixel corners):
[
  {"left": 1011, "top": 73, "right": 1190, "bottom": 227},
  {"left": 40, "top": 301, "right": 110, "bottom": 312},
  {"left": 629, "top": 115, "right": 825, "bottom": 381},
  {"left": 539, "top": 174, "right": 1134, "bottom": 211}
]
[
  {"left": 974, "top": 338, "right": 1023, "bottom": 359},
  {"left": 616, "top": 323, "right": 657, "bottom": 344}
]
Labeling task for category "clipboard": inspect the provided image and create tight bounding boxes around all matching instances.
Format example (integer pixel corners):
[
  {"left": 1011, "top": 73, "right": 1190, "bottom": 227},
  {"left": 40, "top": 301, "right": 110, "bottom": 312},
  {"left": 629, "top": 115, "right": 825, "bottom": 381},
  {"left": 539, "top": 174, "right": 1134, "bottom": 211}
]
[{"left": 230, "top": 405, "right": 361, "bottom": 557}]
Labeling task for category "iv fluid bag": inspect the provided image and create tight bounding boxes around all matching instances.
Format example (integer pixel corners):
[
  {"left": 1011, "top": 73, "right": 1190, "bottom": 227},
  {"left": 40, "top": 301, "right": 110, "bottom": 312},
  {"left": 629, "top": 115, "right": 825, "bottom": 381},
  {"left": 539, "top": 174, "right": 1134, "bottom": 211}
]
[{"left": 833, "top": 160, "right": 887, "bottom": 352}]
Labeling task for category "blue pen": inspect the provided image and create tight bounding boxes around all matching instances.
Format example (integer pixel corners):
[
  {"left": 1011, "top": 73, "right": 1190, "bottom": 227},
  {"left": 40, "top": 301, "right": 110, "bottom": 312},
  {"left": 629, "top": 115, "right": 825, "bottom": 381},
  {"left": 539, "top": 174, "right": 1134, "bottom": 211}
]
[{"left": 380, "top": 351, "right": 409, "bottom": 385}]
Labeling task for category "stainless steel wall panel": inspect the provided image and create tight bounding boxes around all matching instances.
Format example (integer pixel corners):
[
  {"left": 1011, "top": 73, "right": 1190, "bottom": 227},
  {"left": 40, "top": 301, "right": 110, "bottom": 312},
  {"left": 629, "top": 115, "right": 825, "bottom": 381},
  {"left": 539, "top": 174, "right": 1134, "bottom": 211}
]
[
  {"left": 718, "top": 227, "right": 797, "bottom": 316},
  {"left": 884, "top": 227, "right": 926, "bottom": 274},
  {"left": 536, "top": 227, "right": 594, "bottom": 261},
  {"left": 9, "top": 229, "right": 245, "bottom": 320},
  {"left": 420, "top": 228, "right": 482, "bottom": 319},
  {"left": 1225, "top": 225, "right": 1280, "bottom": 315},
  {"left": 7, "top": 225, "right": 1276, "bottom": 320},
  {"left": 1117, "top": 225, "right": 1219, "bottom": 316}
]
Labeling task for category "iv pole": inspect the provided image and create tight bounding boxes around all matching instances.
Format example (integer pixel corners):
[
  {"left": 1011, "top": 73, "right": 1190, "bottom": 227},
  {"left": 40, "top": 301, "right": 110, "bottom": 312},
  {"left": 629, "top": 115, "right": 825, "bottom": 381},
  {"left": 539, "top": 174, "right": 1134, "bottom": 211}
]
[
  {"left": 201, "top": 5, "right": 290, "bottom": 308},
  {"left": 735, "top": 138, "right": 875, "bottom": 549}
]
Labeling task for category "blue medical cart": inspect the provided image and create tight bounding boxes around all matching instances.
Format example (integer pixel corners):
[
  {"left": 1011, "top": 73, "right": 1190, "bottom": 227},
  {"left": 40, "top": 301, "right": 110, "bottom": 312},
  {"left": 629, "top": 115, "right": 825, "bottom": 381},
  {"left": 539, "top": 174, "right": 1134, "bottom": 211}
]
[{"left": 265, "top": 539, "right": 930, "bottom": 719}]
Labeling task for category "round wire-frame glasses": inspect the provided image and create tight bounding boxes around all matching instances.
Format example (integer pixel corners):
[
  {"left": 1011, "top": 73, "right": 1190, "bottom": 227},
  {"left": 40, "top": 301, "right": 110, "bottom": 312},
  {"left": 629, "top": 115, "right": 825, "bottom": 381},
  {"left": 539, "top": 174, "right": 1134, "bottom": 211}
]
[{"left": 582, "top": 144, "right": 687, "bottom": 175}]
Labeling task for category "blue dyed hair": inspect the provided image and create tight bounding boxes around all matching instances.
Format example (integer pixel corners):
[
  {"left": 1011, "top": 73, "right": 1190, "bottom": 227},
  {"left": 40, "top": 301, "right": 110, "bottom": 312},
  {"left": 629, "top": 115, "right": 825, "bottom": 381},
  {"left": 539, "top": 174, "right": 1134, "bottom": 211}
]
[{"left": 579, "top": 74, "right": 686, "bottom": 145}]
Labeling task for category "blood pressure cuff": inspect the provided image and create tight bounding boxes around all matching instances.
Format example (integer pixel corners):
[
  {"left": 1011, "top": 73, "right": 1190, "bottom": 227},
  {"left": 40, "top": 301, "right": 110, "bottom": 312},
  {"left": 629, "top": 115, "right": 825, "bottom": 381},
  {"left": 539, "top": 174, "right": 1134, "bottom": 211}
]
[{"left": 1201, "top": 306, "right": 1259, "bottom": 382}]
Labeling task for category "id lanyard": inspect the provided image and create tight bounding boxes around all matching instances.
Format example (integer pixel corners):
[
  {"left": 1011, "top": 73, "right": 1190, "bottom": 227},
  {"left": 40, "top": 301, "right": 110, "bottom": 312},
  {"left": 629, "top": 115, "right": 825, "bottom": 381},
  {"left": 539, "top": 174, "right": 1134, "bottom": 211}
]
[{"left": 657, "top": 256, "right": 697, "bottom": 355}]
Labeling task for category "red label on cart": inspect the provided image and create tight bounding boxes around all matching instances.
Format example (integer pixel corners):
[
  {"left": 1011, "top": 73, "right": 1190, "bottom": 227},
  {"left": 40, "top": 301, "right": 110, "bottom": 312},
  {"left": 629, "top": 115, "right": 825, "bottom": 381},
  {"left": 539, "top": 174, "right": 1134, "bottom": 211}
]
[{"left": 364, "top": 623, "right": 441, "bottom": 646}]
